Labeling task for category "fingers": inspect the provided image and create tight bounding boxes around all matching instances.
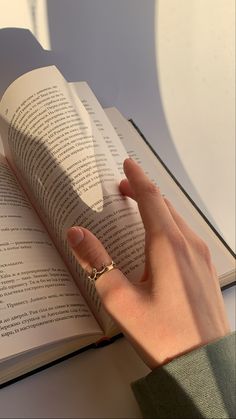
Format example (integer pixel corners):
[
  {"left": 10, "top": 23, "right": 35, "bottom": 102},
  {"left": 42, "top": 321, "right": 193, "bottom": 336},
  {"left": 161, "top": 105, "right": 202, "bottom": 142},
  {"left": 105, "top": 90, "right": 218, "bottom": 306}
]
[
  {"left": 67, "top": 227, "right": 111, "bottom": 273},
  {"left": 121, "top": 159, "right": 199, "bottom": 243},
  {"left": 163, "top": 197, "right": 201, "bottom": 241},
  {"left": 121, "top": 159, "right": 175, "bottom": 235},
  {"left": 119, "top": 178, "right": 135, "bottom": 200},
  {"left": 67, "top": 226, "right": 132, "bottom": 306}
]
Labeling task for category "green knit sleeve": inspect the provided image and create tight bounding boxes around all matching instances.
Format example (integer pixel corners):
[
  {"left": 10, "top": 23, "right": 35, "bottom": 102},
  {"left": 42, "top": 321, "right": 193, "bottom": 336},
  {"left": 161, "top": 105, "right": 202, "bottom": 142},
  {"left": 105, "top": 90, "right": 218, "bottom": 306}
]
[{"left": 131, "top": 332, "right": 236, "bottom": 418}]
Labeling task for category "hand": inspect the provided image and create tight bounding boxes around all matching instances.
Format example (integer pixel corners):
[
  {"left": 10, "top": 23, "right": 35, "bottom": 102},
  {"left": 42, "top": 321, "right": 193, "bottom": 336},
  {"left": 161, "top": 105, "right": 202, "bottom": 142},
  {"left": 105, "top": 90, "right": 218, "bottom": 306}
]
[{"left": 67, "top": 158, "right": 230, "bottom": 369}]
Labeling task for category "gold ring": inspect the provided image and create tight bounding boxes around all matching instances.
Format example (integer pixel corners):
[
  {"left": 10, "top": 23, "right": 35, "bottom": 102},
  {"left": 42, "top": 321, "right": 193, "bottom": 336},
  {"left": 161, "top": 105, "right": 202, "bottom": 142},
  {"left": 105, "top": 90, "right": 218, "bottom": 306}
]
[{"left": 88, "top": 261, "right": 116, "bottom": 281}]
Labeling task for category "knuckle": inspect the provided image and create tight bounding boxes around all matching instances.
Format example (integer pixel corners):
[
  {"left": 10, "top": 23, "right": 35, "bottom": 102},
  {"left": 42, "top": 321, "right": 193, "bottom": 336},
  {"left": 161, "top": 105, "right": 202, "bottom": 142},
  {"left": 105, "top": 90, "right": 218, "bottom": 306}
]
[
  {"left": 141, "top": 181, "right": 160, "bottom": 197},
  {"left": 195, "top": 238, "right": 212, "bottom": 263},
  {"left": 82, "top": 247, "right": 105, "bottom": 273},
  {"left": 168, "top": 228, "right": 188, "bottom": 251}
]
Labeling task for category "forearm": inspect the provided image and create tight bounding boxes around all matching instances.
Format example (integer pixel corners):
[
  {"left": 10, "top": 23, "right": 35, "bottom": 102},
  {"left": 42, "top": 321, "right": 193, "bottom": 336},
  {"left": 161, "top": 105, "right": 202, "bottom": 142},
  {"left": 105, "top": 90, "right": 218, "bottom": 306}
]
[{"left": 132, "top": 332, "right": 236, "bottom": 419}]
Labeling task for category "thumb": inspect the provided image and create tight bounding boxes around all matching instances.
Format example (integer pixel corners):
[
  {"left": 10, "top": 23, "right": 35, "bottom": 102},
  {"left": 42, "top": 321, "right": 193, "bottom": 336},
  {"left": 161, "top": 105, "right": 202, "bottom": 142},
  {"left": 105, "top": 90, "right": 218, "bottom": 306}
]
[{"left": 67, "top": 226, "right": 133, "bottom": 312}]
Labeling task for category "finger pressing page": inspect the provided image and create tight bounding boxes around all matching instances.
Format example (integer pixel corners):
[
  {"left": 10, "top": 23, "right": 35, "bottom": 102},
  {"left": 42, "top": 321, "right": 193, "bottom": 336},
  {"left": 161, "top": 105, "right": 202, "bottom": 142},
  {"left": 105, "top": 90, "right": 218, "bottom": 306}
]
[
  {"left": 119, "top": 178, "right": 136, "bottom": 200},
  {"left": 123, "top": 158, "right": 174, "bottom": 234}
]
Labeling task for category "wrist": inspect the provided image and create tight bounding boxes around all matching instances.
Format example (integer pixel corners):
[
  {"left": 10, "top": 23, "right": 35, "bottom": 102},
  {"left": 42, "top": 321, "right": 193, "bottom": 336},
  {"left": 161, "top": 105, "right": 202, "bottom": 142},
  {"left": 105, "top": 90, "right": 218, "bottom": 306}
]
[{"left": 151, "top": 329, "right": 230, "bottom": 370}]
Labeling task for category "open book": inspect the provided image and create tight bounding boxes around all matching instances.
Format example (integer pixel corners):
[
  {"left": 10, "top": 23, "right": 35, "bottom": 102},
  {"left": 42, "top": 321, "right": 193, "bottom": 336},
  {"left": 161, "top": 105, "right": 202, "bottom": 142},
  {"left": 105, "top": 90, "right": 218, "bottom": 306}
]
[{"left": 0, "top": 66, "right": 235, "bottom": 387}]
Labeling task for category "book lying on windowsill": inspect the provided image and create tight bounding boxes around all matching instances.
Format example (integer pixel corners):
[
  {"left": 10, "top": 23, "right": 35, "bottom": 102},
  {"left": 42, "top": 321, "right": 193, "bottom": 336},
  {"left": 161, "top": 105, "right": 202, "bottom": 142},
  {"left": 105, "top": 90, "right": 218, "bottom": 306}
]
[{"left": 0, "top": 66, "right": 235, "bottom": 387}]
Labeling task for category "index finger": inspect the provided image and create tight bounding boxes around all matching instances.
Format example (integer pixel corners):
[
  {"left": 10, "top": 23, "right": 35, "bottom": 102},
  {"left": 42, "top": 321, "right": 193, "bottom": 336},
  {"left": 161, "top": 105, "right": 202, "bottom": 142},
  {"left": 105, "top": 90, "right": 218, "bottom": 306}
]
[{"left": 123, "top": 158, "right": 175, "bottom": 235}]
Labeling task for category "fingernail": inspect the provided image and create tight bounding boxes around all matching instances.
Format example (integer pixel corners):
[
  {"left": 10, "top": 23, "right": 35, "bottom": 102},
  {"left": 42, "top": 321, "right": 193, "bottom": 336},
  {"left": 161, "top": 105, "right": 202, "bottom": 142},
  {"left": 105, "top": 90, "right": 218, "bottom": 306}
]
[
  {"left": 67, "top": 227, "right": 84, "bottom": 248},
  {"left": 124, "top": 157, "right": 136, "bottom": 167},
  {"left": 128, "top": 157, "right": 139, "bottom": 165}
]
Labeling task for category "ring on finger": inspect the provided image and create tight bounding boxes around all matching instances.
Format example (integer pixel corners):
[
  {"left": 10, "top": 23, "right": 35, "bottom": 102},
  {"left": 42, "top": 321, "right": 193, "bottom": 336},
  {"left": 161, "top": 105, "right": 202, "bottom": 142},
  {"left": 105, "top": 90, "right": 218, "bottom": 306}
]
[{"left": 88, "top": 261, "right": 117, "bottom": 281}]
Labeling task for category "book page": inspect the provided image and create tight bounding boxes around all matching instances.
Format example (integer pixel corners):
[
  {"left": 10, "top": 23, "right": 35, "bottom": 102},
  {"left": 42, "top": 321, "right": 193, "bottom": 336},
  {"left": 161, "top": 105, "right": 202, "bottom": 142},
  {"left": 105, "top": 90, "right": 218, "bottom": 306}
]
[
  {"left": 69, "top": 82, "right": 127, "bottom": 176},
  {"left": 104, "top": 107, "right": 235, "bottom": 287},
  {"left": 0, "top": 67, "right": 145, "bottom": 332},
  {"left": 0, "top": 154, "right": 101, "bottom": 362}
]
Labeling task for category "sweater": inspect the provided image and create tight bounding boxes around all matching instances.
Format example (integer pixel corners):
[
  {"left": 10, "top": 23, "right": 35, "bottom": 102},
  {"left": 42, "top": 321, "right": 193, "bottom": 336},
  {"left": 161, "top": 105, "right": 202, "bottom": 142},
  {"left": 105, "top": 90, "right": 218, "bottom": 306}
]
[{"left": 132, "top": 332, "right": 236, "bottom": 418}]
